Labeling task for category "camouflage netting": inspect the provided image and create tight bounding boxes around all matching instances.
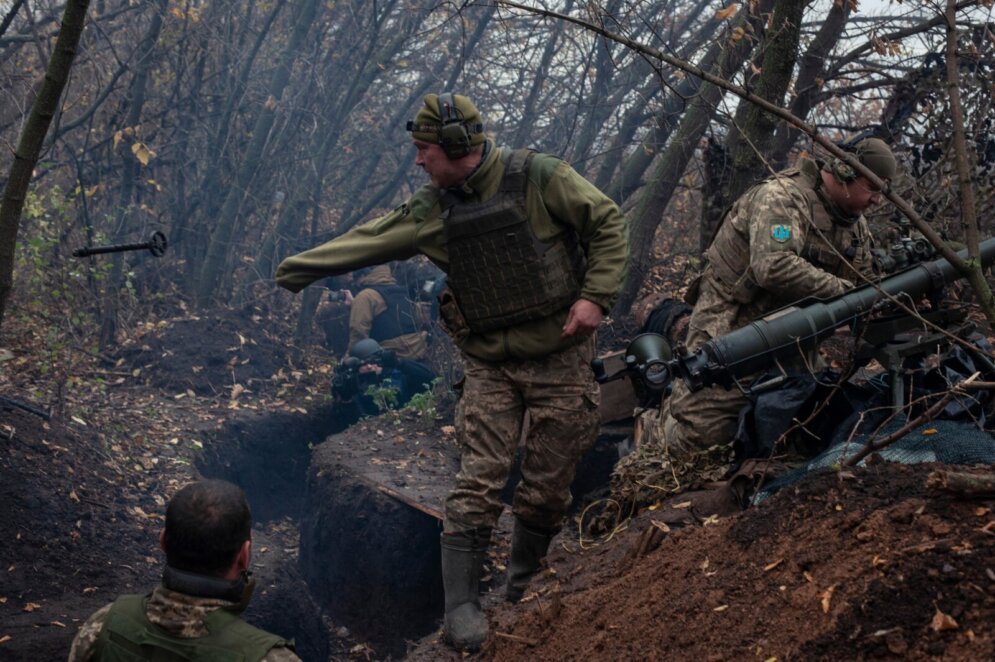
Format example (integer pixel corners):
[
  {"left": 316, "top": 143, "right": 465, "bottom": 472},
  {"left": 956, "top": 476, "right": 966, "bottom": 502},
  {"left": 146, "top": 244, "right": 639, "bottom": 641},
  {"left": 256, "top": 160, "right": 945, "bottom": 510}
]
[
  {"left": 607, "top": 408, "right": 734, "bottom": 514},
  {"left": 755, "top": 418, "right": 995, "bottom": 502}
]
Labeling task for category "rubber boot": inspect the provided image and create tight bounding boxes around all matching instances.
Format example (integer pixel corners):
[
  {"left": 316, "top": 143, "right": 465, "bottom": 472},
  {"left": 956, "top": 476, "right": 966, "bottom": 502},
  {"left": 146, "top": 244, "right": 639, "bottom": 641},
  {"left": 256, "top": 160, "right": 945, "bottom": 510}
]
[
  {"left": 505, "top": 518, "right": 555, "bottom": 603},
  {"left": 440, "top": 529, "right": 491, "bottom": 651}
]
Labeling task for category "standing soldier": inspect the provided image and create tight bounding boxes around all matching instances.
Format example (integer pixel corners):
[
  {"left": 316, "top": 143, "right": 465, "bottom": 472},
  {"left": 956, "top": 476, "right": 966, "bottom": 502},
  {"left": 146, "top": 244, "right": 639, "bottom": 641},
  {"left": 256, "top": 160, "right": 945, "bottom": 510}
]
[{"left": 276, "top": 92, "right": 628, "bottom": 650}]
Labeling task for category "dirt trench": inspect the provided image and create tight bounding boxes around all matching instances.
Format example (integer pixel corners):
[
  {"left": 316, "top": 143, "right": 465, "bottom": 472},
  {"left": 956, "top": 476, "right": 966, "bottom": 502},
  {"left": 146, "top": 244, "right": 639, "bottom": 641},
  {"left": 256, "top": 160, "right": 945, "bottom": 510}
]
[{"left": 196, "top": 404, "right": 625, "bottom": 660}]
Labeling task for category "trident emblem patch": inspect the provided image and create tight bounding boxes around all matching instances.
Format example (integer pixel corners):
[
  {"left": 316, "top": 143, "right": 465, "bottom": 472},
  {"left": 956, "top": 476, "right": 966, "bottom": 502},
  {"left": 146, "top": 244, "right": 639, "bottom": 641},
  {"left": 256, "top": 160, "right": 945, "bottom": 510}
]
[{"left": 771, "top": 224, "right": 792, "bottom": 243}]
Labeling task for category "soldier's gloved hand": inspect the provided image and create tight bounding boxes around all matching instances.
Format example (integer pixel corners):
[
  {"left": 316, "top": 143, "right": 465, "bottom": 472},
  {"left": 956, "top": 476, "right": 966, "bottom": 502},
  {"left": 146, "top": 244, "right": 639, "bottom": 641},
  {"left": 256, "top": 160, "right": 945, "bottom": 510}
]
[{"left": 561, "top": 298, "right": 604, "bottom": 339}]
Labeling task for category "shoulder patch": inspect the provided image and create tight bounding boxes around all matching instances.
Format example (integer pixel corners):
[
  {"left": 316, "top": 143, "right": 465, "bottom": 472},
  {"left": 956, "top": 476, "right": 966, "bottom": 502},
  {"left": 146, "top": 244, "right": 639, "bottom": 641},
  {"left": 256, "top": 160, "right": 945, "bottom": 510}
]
[{"left": 771, "top": 223, "right": 792, "bottom": 243}]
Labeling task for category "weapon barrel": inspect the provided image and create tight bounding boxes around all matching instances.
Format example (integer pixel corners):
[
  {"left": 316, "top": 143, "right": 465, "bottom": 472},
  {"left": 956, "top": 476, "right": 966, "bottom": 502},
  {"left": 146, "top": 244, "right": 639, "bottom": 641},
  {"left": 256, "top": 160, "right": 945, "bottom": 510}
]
[{"left": 683, "top": 237, "right": 995, "bottom": 390}]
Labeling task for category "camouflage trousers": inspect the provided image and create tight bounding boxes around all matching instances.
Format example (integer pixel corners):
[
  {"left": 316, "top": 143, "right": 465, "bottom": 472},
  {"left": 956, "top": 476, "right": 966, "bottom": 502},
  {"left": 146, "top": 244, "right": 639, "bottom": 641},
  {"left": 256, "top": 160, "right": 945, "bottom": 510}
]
[{"left": 444, "top": 337, "right": 601, "bottom": 533}]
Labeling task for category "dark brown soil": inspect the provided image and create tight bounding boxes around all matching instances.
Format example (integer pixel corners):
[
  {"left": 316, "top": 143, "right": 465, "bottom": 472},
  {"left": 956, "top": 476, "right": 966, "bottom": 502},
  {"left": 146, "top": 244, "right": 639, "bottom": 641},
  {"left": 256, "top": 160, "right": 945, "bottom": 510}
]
[
  {"left": 475, "top": 460, "right": 995, "bottom": 662},
  {"left": 0, "top": 305, "right": 347, "bottom": 660},
  {"left": 114, "top": 308, "right": 311, "bottom": 396},
  {"left": 3, "top": 297, "right": 995, "bottom": 662}
]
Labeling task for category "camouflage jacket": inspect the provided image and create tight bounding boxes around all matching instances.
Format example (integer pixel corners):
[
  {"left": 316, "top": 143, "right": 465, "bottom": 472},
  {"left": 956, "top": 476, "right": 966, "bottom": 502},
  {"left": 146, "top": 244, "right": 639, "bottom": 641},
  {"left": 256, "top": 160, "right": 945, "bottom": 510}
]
[
  {"left": 68, "top": 585, "right": 300, "bottom": 662},
  {"left": 689, "top": 159, "right": 876, "bottom": 348},
  {"left": 275, "top": 140, "right": 628, "bottom": 362}
]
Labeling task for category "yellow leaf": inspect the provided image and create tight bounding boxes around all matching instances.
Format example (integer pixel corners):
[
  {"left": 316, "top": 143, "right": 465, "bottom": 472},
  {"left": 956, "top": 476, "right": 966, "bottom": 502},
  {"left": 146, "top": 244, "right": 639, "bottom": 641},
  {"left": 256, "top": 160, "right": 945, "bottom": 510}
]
[
  {"left": 713, "top": 604, "right": 729, "bottom": 612},
  {"left": 714, "top": 4, "right": 738, "bottom": 20},
  {"left": 922, "top": 428, "right": 937, "bottom": 436},
  {"left": 763, "top": 559, "right": 783, "bottom": 572},
  {"left": 650, "top": 520, "right": 671, "bottom": 534},
  {"left": 931, "top": 608, "right": 959, "bottom": 632},
  {"left": 23, "top": 603, "right": 41, "bottom": 612},
  {"left": 113, "top": 130, "right": 123, "bottom": 150},
  {"left": 730, "top": 26, "right": 745, "bottom": 42},
  {"left": 819, "top": 585, "right": 835, "bottom": 614},
  {"left": 131, "top": 142, "right": 156, "bottom": 166},
  {"left": 0, "top": 635, "right": 10, "bottom": 644}
]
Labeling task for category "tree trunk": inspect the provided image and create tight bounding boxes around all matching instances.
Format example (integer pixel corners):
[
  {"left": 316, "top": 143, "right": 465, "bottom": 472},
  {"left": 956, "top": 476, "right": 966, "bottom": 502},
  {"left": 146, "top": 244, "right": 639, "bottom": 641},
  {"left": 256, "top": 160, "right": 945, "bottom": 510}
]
[
  {"left": 99, "top": 0, "right": 168, "bottom": 349},
  {"left": 769, "top": 1, "right": 849, "bottom": 168},
  {"left": 613, "top": 0, "right": 774, "bottom": 316},
  {"left": 700, "top": 0, "right": 805, "bottom": 249},
  {"left": 195, "top": 0, "right": 321, "bottom": 306},
  {"left": 0, "top": 0, "right": 90, "bottom": 334}
]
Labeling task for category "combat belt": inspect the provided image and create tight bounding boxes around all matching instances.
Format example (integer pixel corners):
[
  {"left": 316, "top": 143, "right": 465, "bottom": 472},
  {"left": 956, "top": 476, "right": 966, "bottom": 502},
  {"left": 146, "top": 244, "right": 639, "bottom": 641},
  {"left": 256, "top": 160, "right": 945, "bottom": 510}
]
[{"left": 442, "top": 149, "right": 586, "bottom": 333}]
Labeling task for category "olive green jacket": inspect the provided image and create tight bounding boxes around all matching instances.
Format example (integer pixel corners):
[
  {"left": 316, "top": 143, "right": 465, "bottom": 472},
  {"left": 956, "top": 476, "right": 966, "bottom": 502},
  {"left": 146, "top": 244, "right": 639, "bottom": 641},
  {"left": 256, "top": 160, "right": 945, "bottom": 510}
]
[{"left": 276, "top": 142, "right": 628, "bottom": 361}]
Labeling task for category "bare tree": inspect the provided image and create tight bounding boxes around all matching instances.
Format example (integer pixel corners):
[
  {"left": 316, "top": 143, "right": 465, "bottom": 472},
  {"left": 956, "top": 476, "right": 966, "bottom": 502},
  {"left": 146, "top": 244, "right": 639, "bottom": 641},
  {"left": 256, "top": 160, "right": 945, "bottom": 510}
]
[{"left": 0, "top": 0, "right": 90, "bottom": 332}]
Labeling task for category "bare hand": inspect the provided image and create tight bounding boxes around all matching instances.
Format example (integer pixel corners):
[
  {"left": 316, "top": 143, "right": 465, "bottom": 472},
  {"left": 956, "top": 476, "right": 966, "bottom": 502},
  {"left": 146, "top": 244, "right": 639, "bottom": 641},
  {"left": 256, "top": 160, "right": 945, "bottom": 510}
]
[{"left": 561, "top": 298, "right": 604, "bottom": 339}]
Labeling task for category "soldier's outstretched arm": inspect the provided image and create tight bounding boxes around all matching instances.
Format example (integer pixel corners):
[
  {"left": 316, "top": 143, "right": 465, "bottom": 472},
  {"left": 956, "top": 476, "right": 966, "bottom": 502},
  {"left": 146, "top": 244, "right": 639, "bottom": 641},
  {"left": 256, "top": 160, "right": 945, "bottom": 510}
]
[{"left": 275, "top": 204, "right": 419, "bottom": 293}]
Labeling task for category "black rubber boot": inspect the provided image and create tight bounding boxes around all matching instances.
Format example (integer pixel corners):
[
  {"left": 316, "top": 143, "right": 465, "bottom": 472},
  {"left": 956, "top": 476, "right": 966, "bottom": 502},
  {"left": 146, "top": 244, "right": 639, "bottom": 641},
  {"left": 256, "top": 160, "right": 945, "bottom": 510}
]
[
  {"left": 440, "top": 529, "right": 491, "bottom": 651},
  {"left": 505, "top": 518, "right": 555, "bottom": 603}
]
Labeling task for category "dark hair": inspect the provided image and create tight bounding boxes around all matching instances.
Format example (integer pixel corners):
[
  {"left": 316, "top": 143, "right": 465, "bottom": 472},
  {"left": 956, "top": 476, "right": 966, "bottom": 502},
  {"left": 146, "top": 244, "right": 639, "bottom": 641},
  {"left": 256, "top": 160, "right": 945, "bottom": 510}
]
[{"left": 163, "top": 480, "right": 251, "bottom": 576}]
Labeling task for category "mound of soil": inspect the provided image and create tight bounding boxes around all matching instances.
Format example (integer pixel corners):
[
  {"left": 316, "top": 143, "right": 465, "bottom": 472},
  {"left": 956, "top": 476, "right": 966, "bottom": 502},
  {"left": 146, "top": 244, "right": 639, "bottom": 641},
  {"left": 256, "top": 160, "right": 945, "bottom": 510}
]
[
  {"left": 0, "top": 405, "right": 162, "bottom": 658},
  {"left": 115, "top": 310, "right": 303, "bottom": 396},
  {"left": 479, "top": 460, "right": 995, "bottom": 661}
]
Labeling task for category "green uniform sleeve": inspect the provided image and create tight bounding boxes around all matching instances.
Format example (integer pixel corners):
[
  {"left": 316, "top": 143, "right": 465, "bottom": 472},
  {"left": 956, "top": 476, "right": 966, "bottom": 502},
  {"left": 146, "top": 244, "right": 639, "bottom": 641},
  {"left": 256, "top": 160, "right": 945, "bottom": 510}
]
[
  {"left": 746, "top": 178, "right": 852, "bottom": 300},
  {"left": 275, "top": 204, "right": 419, "bottom": 293},
  {"left": 539, "top": 161, "right": 629, "bottom": 311}
]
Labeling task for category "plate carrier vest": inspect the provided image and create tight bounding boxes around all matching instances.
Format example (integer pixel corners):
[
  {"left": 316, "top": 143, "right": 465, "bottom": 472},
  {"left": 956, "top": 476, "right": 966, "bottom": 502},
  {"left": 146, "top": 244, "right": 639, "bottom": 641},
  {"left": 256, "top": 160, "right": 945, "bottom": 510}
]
[
  {"left": 92, "top": 593, "right": 287, "bottom": 662},
  {"left": 443, "top": 149, "right": 586, "bottom": 333},
  {"left": 368, "top": 285, "right": 421, "bottom": 342}
]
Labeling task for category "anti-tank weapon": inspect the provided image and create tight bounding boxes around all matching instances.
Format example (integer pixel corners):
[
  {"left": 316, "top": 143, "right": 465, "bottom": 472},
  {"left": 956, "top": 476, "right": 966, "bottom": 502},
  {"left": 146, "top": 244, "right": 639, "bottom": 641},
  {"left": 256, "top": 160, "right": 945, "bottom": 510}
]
[{"left": 597, "top": 238, "right": 995, "bottom": 401}]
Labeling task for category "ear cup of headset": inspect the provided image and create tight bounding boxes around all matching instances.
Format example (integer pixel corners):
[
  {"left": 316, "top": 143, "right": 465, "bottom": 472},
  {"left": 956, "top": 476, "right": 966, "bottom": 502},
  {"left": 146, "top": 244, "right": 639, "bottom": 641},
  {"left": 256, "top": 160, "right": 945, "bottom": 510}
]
[
  {"left": 830, "top": 157, "right": 857, "bottom": 183},
  {"left": 439, "top": 123, "right": 471, "bottom": 159},
  {"left": 437, "top": 92, "right": 472, "bottom": 159}
]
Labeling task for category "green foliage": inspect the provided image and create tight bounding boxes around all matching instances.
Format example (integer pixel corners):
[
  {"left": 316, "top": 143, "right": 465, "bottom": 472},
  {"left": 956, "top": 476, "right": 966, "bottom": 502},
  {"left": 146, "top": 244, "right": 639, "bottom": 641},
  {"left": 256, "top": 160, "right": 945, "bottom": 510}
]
[
  {"left": 363, "top": 380, "right": 399, "bottom": 414},
  {"left": 404, "top": 378, "right": 440, "bottom": 421}
]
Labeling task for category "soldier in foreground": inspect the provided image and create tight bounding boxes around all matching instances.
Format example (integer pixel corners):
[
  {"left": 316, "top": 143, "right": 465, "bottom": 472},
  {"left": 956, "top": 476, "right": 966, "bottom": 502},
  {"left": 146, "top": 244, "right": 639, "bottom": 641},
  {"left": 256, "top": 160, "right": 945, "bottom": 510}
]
[
  {"left": 276, "top": 92, "right": 628, "bottom": 650},
  {"left": 614, "top": 137, "right": 898, "bottom": 500},
  {"left": 68, "top": 479, "right": 299, "bottom": 661}
]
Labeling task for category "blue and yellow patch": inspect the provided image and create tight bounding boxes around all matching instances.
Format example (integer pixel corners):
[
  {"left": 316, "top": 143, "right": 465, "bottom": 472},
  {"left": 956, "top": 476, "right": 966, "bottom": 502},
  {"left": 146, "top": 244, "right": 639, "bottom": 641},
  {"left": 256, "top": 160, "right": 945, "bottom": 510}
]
[{"left": 771, "top": 224, "right": 792, "bottom": 243}]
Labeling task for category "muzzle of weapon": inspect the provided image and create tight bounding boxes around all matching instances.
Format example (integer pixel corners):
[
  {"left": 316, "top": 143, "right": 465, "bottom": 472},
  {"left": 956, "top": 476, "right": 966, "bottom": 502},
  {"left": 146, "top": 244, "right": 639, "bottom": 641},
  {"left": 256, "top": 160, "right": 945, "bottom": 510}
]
[{"left": 623, "top": 237, "right": 995, "bottom": 396}]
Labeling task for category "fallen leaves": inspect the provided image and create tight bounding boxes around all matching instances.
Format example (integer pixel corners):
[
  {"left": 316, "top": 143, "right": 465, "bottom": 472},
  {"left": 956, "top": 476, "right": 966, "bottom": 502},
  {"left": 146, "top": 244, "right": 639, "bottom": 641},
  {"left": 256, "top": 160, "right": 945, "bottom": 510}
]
[
  {"left": 714, "top": 3, "right": 738, "bottom": 20},
  {"left": 763, "top": 559, "right": 783, "bottom": 572},
  {"left": 819, "top": 585, "right": 836, "bottom": 614},
  {"left": 22, "top": 603, "right": 41, "bottom": 613},
  {"left": 931, "top": 607, "right": 959, "bottom": 632}
]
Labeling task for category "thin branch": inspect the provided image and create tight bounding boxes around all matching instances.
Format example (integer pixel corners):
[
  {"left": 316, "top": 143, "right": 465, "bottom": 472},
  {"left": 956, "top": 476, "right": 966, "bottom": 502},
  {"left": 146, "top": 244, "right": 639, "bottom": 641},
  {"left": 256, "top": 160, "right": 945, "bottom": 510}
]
[{"left": 494, "top": 0, "right": 967, "bottom": 274}]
